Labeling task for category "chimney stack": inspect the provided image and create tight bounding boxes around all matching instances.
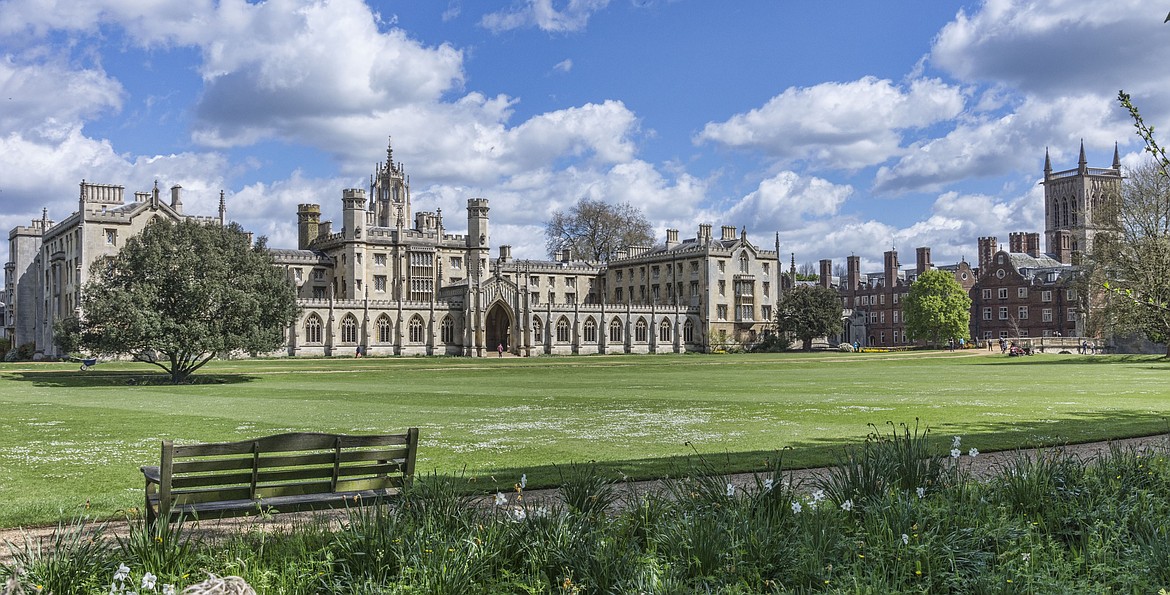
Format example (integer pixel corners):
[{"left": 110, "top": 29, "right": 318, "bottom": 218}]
[
  {"left": 819, "top": 259, "right": 833, "bottom": 289},
  {"left": 915, "top": 247, "right": 931, "bottom": 276}
]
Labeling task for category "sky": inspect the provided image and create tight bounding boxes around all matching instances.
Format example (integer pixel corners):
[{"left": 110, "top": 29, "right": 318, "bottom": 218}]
[{"left": 3, "top": 0, "right": 1170, "bottom": 273}]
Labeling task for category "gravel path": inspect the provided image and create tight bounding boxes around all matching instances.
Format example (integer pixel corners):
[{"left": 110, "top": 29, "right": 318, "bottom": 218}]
[{"left": 3, "top": 432, "right": 1167, "bottom": 566}]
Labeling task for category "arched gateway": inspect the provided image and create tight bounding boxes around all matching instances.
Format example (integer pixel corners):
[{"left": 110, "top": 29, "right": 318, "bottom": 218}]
[{"left": 485, "top": 302, "right": 513, "bottom": 354}]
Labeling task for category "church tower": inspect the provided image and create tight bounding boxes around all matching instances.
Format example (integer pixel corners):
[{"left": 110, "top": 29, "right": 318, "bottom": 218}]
[
  {"left": 1041, "top": 141, "right": 1122, "bottom": 263},
  {"left": 370, "top": 138, "right": 410, "bottom": 228}
]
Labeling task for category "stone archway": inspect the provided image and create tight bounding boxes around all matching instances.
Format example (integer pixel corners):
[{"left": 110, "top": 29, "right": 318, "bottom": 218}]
[{"left": 485, "top": 302, "right": 513, "bottom": 353}]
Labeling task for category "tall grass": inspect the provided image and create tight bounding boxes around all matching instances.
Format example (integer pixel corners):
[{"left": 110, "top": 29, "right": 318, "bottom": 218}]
[{"left": 3, "top": 429, "right": 1170, "bottom": 593}]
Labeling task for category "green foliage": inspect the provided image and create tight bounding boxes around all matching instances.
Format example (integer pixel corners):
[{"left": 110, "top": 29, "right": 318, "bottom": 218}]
[
  {"left": 556, "top": 462, "right": 619, "bottom": 516},
  {"left": 775, "top": 284, "right": 843, "bottom": 351},
  {"left": 78, "top": 219, "right": 299, "bottom": 382},
  {"left": 750, "top": 332, "right": 792, "bottom": 352},
  {"left": 5, "top": 433, "right": 1170, "bottom": 592},
  {"left": 544, "top": 198, "right": 655, "bottom": 262},
  {"left": 903, "top": 269, "right": 971, "bottom": 345},
  {"left": 115, "top": 516, "right": 201, "bottom": 583},
  {"left": 51, "top": 315, "right": 82, "bottom": 357}
]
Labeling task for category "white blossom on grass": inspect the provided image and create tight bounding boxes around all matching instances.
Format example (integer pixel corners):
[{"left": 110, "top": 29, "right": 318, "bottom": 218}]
[
  {"left": 726, "top": 483, "right": 736, "bottom": 498},
  {"left": 494, "top": 491, "right": 507, "bottom": 506},
  {"left": 764, "top": 478, "right": 774, "bottom": 492},
  {"left": 916, "top": 486, "right": 926, "bottom": 499},
  {"left": 840, "top": 499, "right": 853, "bottom": 512},
  {"left": 969, "top": 447, "right": 979, "bottom": 457},
  {"left": 141, "top": 572, "right": 157, "bottom": 591},
  {"left": 902, "top": 533, "right": 910, "bottom": 545},
  {"left": 520, "top": 473, "right": 527, "bottom": 489},
  {"left": 950, "top": 448, "right": 961, "bottom": 459},
  {"left": 952, "top": 436, "right": 961, "bottom": 448},
  {"left": 791, "top": 501, "right": 802, "bottom": 514}
]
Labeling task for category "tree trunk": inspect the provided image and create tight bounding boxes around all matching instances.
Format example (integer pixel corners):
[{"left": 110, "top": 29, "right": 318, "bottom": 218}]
[{"left": 802, "top": 338, "right": 813, "bottom": 351}]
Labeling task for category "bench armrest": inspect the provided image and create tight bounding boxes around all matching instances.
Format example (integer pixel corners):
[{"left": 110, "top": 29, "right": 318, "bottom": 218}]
[{"left": 141, "top": 465, "right": 161, "bottom": 484}]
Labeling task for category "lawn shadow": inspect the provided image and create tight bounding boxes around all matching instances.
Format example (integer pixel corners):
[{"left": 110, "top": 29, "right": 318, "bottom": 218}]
[
  {"left": 465, "top": 409, "right": 1170, "bottom": 494},
  {"left": 3, "top": 370, "right": 261, "bottom": 387},
  {"left": 973, "top": 354, "right": 1169, "bottom": 366}
]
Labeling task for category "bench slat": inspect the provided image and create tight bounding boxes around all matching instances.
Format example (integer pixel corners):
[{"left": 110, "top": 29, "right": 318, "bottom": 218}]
[
  {"left": 173, "top": 432, "right": 413, "bottom": 457},
  {"left": 171, "top": 445, "right": 414, "bottom": 474},
  {"left": 170, "top": 461, "right": 406, "bottom": 490}
]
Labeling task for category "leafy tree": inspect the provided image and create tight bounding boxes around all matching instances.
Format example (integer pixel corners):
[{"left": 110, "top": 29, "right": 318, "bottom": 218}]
[
  {"left": 775, "top": 285, "right": 843, "bottom": 351},
  {"left": 78, "top": 219, "right": 299, "bottom": 382},
  {"left": 1091, "top": 92, "right": 1170, "bottom": 355},
  {"left": 903, "top": 269, "right": 971, "bottom": 346},
  {"left": 545, "top": 198, "right": 654, "bottom": 262}
]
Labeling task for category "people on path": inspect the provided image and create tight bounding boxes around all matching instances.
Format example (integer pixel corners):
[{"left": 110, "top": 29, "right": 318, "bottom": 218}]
[{"left": 497, "top": 343, "right": 504, "bottom": 357}]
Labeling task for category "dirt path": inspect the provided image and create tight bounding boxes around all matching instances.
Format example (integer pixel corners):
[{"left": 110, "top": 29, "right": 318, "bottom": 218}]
[{"left": 3, "top": 431, "right": 1166, "bottom": 566}]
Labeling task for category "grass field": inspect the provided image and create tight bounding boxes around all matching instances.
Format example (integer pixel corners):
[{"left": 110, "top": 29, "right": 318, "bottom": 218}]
[{"left": 1, "top": 350, "right": 1168, "bottom": 528}]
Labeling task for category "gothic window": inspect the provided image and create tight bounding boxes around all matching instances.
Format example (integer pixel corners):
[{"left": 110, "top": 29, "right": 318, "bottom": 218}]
[
  {"left": 635, "top": 318, "right": 648, "bottom": 342},
  {"left": 584, "top": 317, "right": 597, "bottom": 343},
  {"left": 377, "top": 315, "right": 392, "bottom": 343},
  {"left": 305, "top": 314, "right": 323, "bottom": 343},
  {"left": 441, "top": 316, "right": 454, "bottom": 344},
  {"left": 341, "top": 314, "right": 358, "bottom": 343},
  {"left": 683, "top": 319, "right": 695, "bottom": 343},
  {"left": 609, "top": 318, "right": 623, "bottom": 342},
  {"left": 659, "top": 319, "right": 672, "bottom": 342},
  {"left": 409, "top": 316, "right": 425, "bottom": 343},
  {"left": 556, "top": 317, "right": 570, "bottom": 342},
  {"left": 739, "top": 253, "right": 749, "bottom": 273}
]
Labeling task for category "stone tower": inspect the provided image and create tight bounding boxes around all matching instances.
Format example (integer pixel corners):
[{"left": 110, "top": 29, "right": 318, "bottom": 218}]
[
  {"left": 1041, "top": 141, "right": 1122, "bottom": 263},
  {"left": 370, "top": 138, "right": 410, "bottom": 228},
  {"left": 466, "top": 198, "right": 490, "bottom": 279}
]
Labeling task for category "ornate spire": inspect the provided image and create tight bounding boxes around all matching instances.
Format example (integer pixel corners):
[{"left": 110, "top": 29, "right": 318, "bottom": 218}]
[
  {"left": 1078, "top": 139, "right": 1087, "bottom": 173},
  {"left": 218, "top": 190, "right": 227, "bottom": 226},
  {"left": 1113, "top": 142, "right": 1121, "bottom": 170},
  {"left": 385, "top": 136, "right": 394, "bottom": 171},
  {"left": 1044, "top": 147, "right": 1052, "bottom": 175}
]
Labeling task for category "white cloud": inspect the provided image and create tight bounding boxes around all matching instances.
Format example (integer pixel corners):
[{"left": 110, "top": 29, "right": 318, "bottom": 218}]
[
  {"left": 0, "top": 54, "right": 124, "bottom": 133},
  {"left": 872, "top": 93, "right": 1126, "bottom": 194},
  {"left": 696, "top": 77, "right": 966, "bottom": 170},
  {"left": 553, "top": 58, "right": 573, "bottom": 73},
  {"left": 723, "top": 171, "right": 854, "bottom": 232},
  {"left": 480, "top": 0, "right": 612, "bottom": 33}
]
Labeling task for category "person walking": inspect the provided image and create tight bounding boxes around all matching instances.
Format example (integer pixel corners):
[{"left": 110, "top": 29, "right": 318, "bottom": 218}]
[{"left": 497, "top": 343, "right": 504, "bottom": 357}]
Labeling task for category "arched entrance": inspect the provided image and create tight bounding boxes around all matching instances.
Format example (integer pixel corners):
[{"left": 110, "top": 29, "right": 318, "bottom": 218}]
[{"left": 485, "top": 302, "right": 513, "bottom": 354}]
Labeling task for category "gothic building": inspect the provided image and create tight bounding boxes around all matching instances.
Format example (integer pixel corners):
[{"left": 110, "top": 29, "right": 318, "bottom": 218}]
[{"left": 276, "top": 141, "right": 783, "bottom": 357}]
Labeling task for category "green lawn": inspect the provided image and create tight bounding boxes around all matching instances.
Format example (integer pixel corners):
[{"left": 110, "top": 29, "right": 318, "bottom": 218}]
[{"left": 1, "top": 351, "right": 1167, "bottom": 527}]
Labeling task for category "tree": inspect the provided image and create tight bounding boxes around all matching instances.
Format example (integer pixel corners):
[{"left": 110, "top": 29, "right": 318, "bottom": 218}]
[
  {"left": 903, "top": 269, "right": 971, "bottom": 346},
  {"left": 775, "top": 285, "right": 843, "bottom": 351},
  {"left": 1091, "top": 92, "right": 1170, "bottom": 355},
  {"left": 545, "top": 198, "right": 654, "bottom": 262},
  {"left": 78, "top": 219, "right": 299, "bottom": 382}
]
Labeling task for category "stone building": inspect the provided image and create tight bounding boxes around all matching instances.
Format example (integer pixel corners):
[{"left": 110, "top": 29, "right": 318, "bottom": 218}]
[
  {"left": 4, "top": 181, "right": 224, "bottom": 355},
  {"left": 271, "top": 141, "right": 783, "bottom": 357}
]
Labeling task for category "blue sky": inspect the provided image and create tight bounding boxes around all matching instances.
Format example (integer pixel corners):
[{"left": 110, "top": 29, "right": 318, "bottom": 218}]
[{"left": 3, "top": 0, "right": 1169, "bottom": 272}]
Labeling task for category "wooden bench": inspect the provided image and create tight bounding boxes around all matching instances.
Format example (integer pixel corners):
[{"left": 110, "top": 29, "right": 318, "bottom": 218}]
[{"left": 141, "top": 429, "right": 419, "bottom": 525}]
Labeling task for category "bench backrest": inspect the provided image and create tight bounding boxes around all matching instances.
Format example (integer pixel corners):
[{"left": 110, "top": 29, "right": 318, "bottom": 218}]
[{"left": 158, "top": 429, "right": 418, "bottom": 515}]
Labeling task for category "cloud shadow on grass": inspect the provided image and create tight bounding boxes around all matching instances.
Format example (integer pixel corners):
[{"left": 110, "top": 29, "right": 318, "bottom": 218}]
[{"left": 2, "top": 370, "right": 261, "bottom": 387}]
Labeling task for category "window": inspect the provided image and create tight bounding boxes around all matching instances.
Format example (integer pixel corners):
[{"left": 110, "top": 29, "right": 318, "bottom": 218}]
[
  {"left": 870, "top": 312, "right": 878, "bottom": 323},
  {"left": 739, "top": 254, "right": 749, "bottom": 273},
  {"left": 739, "top": 305, "right": 753, "bottom": 320},
  {"left": 1042, "top": 308, "right": 1053, "bottom": 322},
  {"left": 684, "top": 319, "right": 695, "bottom": 342},
  {"left": 893, "top": 293, "right": 899, "bottom": 304},
  {"left": 999, "top": 307, "right": 1008, "bottom": 320},
  {"left": 1018, "top": 306, "right": 1029, "bottom": 319},
  {"left": 566, "top": 277, "right": 576, "bottom": 288},
  {"left": 761, "top": 305, "right": 772, "bottom": 321},
  {"left": 999, "top": 331, "right": 1009, "bottom": 339},
  {"left": 998, "top": 288, "right": 1008, "bottom": 299},
  {"left": 609, "top": 318, "right": 623, "bottom": 342},
  {"left": 717, "top": 305, "right": 728, "bottom": 320},
  {"left": 690, "top": 261, "right": 700, "bottom": 273},
  {"left": 556, "top": 318, "right": 570, "bottom": 342},
  {"left": 530, "top": 275, "right": 540, "bottom": 286},
  {"left": 449, "top": 256, "right": 461, "bottom": 270},
  {"left": 355, "top": 253, "right": 362, "bottom": 265},
  {"left": 614, "top": 288, "right": 623, "bottom": 302},
  {"left": 718, "top": 280, "right": 726, "bottom": 296},
  {"left": 659, "top": 319, "right": 672, "bottom": 342},
  {"left": 1042, "top": 290, "right": 1052, "bottom": 302},
  {"left": 983, "top": 331, "right": 992, "bottom": 339},
  {"left": 377, "top": 315, "right": 392, "bottom": 343},
  {"left": 763, "top": 282, "right": 770, "bottom": 298},
  {"left": 635, "top": 319, "right": 648, "bottom": 342},
  {"left": 305, "top": 314, "right": 323, "bottom": 343},
  {"left": 548, "top": 276, "right": 556, "bottom": 287},
  {"left": 341, "top": 314, "right": 358, "bottom": 343},
  {"left": 983, "top": 307, "right": 992, "bottom": 320},
  {"left": 880, "top": 294, "right": 886, "bottom": 305},
  {"left": 441, "top": 317, "right": 454, "bottom": 343},
  {"left": 104, "top": 229, "right": 117, "bottom": 246},
  {"left": 566, "top": 293, "right": 577, "bottom": 304},
  {"left": 313, "top": 287, "right": 325, "bottom": 299},
  {"left": 409, "top": 316, "right": 425, "bottom": 343},
  {"left": 374, "top": 253, "right": 387, "bottom": 266},
  {"left": 982, "top": 289, "right": 992, "bottom": 300},
  {"left": 880, "top": 311, "right": 885, "bottom": 323},
  {"left": 892, "top": 310, "right": 899, "bottom": 323},
  {"left": 652, "top": 285, "right": 660, "bottom": 300},
  {"left": 689, "top": 281, "right": 699, "bottom": 296},
  {"left": 651, "top": 265, "right": 660, "bottom": 278},
  {"left": 374, "top": 275, "right": 387, "bottom": 292},
  {"left": 313, "top": 269, "right": 325, "bottom": 280},
  {"left": 1066, "top": 289, "right": 1077, "bottom": 300},
  {"left": 1018, "top": 287, "right": 1028, "bottom": 299},
  {"left": 584, "top": 318, "right": 597, "bottom": 343},
  {"left": 718, "top": 260, "right": 725, "bottom": 273},
  {"left": 293, "top": 268, "right": 303, "bottom": 282},
  {"left": 616, "top": 270, "right": 623, "bottom": 281},
  {"left": 1067, "top": 309, "right": 1077, "bottom": 321},
  {"left": 530, "top": 291, "right": 540, "bottom": 304}
]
